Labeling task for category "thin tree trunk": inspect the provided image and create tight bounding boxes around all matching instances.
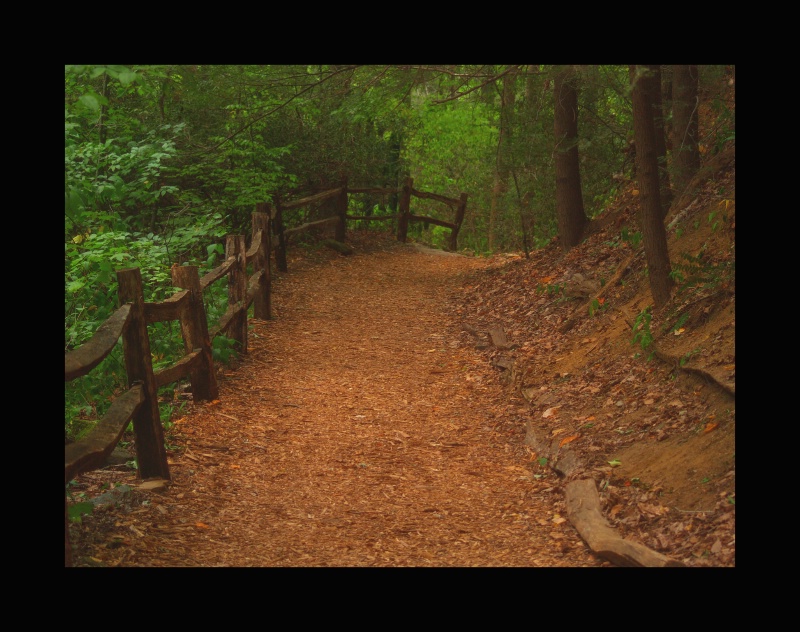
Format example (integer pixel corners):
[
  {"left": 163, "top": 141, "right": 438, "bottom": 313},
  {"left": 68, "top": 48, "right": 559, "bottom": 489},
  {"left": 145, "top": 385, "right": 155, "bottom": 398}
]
[
  {"left": 488, "top": 66, "right": 517, "bottom": 251},
  {"left": 644, "top": 65, "right": 673, "bottom": 216},
  {"left": 630, "top": 66, "right": 674, "bottom": 309},
  {"left": 554, "top": 66, "right": 587, "bottom": 251}
]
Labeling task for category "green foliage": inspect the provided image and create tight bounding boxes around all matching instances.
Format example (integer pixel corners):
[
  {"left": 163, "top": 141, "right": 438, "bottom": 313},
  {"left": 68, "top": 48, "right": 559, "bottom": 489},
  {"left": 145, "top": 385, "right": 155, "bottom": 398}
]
[
  {"left": 700, "top": 65, "right": 735, "bottom": 155},
  {"left": 67, "top": 501, "right": 94, "bottom": 523},
  {"left": 606, "top": 225, "right": 642, "bottom": 250},
  {"left": 631, "top": 306, "right": 655, "bottom": 360},
  {"left": 65, "top": 212, "right": 228, "bottom": 441},
  {"left": 65, "top": 116, "right": 184, "bottom": 234},
  {"left": 535, "top": 282, "right": 565, "bottom": 297},
  {"left": 403, "top": 101, "right": 498, "bottom": 250},
  {"left": 680, "top": 348, "right": 701, "bottom": 367},
  {"left": 588, "top": 298, "right": 608, "bottom": 317},
  {"left": 669, "top": 247, "right": 734, "bottom": 292},
  {"left": 212, "top": 335, "right": 240, "bottom": 364},
  {"left": 620, "top": 226, "right": 642, "bottom": 248},
  {"left": 64, "top": 64, "right": 733, "bottom": 447},
  {"left": 666, "top": 311, "right": 690, "bottom": 335},
  {"left": 416, "top": 224, "right": 451, "bottom": 250}
]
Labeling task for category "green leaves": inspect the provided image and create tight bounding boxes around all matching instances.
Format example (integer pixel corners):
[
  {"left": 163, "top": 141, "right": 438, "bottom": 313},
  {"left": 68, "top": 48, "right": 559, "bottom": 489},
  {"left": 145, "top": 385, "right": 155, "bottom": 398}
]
[
  {"left": 212, "top": 335, "right": 239, "bottom": 365},
  {"left": 78, "top": 93, "right": 106, "bottom": 112},
  {"left": 67, "top": 501, "right": 94, "bottom": 523},
  {"left": 632, "top": 306, "right": 654, "bottom": 359}
]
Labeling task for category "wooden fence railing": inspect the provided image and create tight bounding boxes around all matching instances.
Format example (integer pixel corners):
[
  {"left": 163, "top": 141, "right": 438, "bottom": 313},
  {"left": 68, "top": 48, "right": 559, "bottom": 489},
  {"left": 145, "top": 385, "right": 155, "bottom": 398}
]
[
  {"left": 272, "top": 176, "right": 468, "bottom": 271},
  {"left": 64, "top": 180, "right": 467, "bottom": 566}
]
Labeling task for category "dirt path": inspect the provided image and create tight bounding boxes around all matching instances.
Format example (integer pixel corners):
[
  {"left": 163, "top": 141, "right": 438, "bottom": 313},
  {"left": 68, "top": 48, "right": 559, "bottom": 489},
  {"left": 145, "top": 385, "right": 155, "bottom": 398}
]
[{"left": 71, "top": 239, "right": 608, "bottom": 567}]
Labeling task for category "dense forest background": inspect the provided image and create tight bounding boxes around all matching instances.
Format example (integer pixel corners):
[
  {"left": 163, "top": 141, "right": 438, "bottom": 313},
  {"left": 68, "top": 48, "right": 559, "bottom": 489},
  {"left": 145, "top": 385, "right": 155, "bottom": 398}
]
[{"left": 65, "top": 64, "right": 735, "bottom": 442}]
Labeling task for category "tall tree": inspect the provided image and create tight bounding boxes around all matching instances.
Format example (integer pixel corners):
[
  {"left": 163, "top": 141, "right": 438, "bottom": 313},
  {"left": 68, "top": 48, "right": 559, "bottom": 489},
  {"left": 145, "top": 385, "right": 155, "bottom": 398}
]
[
  {"left": 553, "top": 66, "right": 588, "bottom": 251},
  {"left": 630, "top": 65, "right": 674, "bottom": 308},
  {"left": 489, "top": 66, "right": 517, "bottom": 251},
  {"left": 671, "top": 65, "right": 700, "bottom": 194},
  {"left": 643, "top": 65, "right": 672, "bottom": 216}
]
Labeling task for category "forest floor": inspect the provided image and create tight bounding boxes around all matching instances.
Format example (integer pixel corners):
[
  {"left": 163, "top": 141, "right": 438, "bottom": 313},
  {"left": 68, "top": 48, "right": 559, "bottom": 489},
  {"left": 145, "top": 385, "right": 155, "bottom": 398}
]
[{"left": 67, "top": 152, "right": 734, "bottom": 567}]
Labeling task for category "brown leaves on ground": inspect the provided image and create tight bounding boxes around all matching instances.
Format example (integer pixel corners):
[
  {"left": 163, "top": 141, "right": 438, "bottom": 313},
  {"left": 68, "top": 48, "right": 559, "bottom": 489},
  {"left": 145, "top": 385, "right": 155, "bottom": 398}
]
[
  {"left": 68, "top": 153, "right": 733, "bottom": 567},
  {"left": 68, "top": 231, "right": 609, "bottom": 567},
  {"left": 449, "top": 160, "right": 735, "bottom": 567}
]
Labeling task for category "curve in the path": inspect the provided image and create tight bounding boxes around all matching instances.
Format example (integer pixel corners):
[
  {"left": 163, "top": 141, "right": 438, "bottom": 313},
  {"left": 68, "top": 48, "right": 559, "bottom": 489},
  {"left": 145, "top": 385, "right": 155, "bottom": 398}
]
[{"left": 118, "top": 244, "right": 608, "bottom": 567}]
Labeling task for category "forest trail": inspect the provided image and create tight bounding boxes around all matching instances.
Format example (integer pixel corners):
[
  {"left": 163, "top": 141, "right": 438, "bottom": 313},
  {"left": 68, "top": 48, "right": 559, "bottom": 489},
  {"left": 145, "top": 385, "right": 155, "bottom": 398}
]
[{"left": 70, "top": 235, "right": 608, "bottom": 567}]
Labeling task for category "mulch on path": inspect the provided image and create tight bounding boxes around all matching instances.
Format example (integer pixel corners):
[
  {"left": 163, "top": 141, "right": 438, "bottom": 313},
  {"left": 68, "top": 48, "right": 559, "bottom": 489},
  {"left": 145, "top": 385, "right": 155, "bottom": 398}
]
[{"left": 68, "top": 236, "right": 609, "bottom": 567}]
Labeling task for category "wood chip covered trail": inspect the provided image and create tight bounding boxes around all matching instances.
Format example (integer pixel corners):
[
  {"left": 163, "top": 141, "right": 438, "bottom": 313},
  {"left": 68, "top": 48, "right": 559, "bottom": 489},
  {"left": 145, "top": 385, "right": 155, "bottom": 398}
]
[{"left": 83, "top": 238, "right": 607, "bottom": 566}]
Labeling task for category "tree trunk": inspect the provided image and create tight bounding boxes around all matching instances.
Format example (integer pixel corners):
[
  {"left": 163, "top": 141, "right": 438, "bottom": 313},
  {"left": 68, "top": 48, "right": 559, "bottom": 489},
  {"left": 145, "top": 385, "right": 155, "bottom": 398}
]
[
  {"left": 630, "top": 65, "right": 674, "bottom": 309},
  {"left": 554, "top": 66, "right": 587, "bottom": 251},
  {"left": 488, "top": 66, "right": 517, "bottom": 251},
  {"left": 644, "top": 65, "right": 673, "bottom": 216},
  {"left": 671, "top": 65, "right": 701, "bottom": 195}
]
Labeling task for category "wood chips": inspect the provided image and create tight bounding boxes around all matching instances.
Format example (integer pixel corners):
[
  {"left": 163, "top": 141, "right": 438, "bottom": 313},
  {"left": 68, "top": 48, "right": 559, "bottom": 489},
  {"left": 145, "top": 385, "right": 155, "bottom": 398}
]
[{"left": 68, "top": 236, "right": 609, "bottom": 567}]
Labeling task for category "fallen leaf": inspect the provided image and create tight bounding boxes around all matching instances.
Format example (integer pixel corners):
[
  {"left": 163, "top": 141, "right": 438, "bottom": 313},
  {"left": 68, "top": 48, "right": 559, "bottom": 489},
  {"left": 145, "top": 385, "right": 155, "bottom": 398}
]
[
  {"left": 137, "top": 479, "right": 168, "bottom": 492},
  {"left": 552, "top": 514, "right": 567, "bottom": 525},
  {"left": 608, "top": 459, "right": 622, "bottom": 467},
  {"left": 550, "top": 428, "right": 566, "bottom": 436},
  {"left": 559, "top": 434, "right": 579, "bottom": 447},
  {"left": 674, "top": 328, "right": 685, "bottom": 335},
  {"left": 638, "top": 502, "right": 668, "bottom": 516},
  {"left": 195, "top": 522, "right": 210, "bottom": 529},
  {"left": 703, "top": 422, "right": 719, "bottom": 434},
  {"left": 542, "top": 406, "right": 561, "bottom": 419},
  {"left": 230, "top": 464, "right": 241, "bottom": 469}
]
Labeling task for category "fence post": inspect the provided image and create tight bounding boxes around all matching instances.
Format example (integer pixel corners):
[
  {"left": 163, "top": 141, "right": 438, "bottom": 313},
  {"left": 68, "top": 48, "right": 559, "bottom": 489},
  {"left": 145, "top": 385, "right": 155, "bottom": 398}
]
[
  {"left": 448, "top": 192, "right": 468, "bottom": 252},
  {"left": 397, "top": 176, "right": 412, "bottom": 242},
  {"left": 252, "top": 207, "right": 272, "bottom": 320},
  {"left": 117, "top": 268, "right": 170, "bottom": 481},
  {"left": 335, "top": 177, "right": 348, "bottom": 243},
  {"left": 171, "top": 265, "right": 218, "bottom": 402},
  {"left": 274, "top": 199, "right": 288, "bottom": 272},
  {"left": 226, "top": 234, "right": 248, "bottom": 354}
]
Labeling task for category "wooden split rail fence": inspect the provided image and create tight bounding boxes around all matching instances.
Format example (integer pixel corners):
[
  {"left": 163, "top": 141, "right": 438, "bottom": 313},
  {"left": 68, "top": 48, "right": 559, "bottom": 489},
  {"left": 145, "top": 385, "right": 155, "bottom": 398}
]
[{"left": 64, "top": 177, "right": 467, "bottom": 566}]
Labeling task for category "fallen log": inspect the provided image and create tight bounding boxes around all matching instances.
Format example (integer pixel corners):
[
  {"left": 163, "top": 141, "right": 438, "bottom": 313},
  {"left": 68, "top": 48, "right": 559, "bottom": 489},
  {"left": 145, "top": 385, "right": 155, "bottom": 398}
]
[{"left": 565, "top": 479, "right": 685, "bottom": 567}]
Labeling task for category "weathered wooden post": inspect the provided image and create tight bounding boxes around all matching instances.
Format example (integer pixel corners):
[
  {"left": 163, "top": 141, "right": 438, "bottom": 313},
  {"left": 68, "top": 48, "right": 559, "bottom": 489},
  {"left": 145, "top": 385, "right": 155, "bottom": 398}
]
[
  {"left": 274, "top": 199, "right": 288, "bottom": 272},
  {"left": 171, "top": 264, "right": 218, "bottom": 402},
  {"left": 335, "top": 177, "right": 348, "bottom": 243},
  {"left": 448, "top": 192, "right": 468, "bottom": 252},
  {"left": 117, "top": 268, "right": 170, "bottom": 481},
  {"left": 397, "top": 176, "right": 412, "bottom": 242},
  {"left": 252, "top": 206, "right": 272, "bottom": 320},
  {"left": 226, "top": 234, "right": 248, "bottom": 354}
]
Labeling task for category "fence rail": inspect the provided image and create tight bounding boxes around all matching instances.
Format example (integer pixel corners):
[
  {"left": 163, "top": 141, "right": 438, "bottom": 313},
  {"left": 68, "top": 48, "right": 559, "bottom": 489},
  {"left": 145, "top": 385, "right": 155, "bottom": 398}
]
[{"left": 64, "top": 178, "right": 467, "bottom": 566}]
